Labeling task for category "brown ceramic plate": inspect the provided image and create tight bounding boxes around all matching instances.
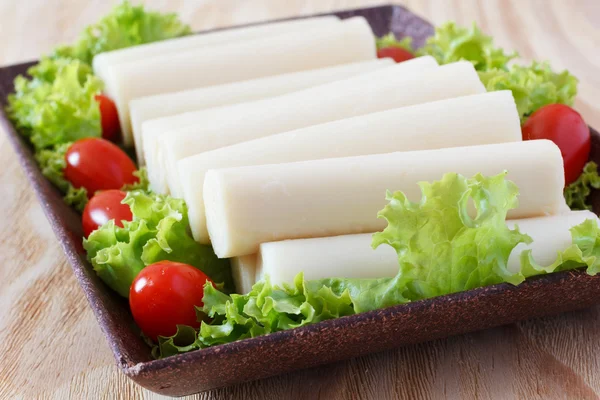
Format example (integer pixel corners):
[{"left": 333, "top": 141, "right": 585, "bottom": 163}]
[{"left": 1, "top": 4, "right": 600, "bottom": 397}]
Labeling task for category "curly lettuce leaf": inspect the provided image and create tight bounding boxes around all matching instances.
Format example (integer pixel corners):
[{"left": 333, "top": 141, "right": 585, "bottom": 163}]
[
  {"left": 520, "top": 218, "right": 600, "bottom": 277},
  {"left": 564, "top": 162, "right": 600, "bottom": 210},
  {"left": 6, "top": 59, "right": 73, "bottom": 136},
  {"left": 376, "top": 23, "right": 577, "bottom": 122},
  {"left": 35, "top": 142, "right": 88, "bottom": 211},
  {"left": 375, "top": 33, "right": 414, "bottom": 51},
  {"left": 63, "top": 186, "right": 90, "bottom": 211},
  {"left": 372, "top": 171, "right": 599, "bottom": 297},
  {"left": 479, "top": 62, "right": 578, "bottom": 121},
  {"left": 519, "top": 61, "right": 578, "bottom": 108},
  {"left": 54, "top": 1, "right": 191, "bottom": 64},
  {"left": 29, "top": 57, "right": 93, "bottom": 83},
  {"left": 7, "top": 1, "right": 190, "bottom": 162},
  {"left": 83, "top": 191, "right": 232, "bottom": 297},
  {"left": 121, "top": 167, "right": 149, "bottom": 192},
  {"left": 153, "top": 274, "right": 357, "bottom": 358},
  {"left": 416, "top": 22, "right": 517, "bottom": 71},
  {"left": 151, "top": 325, "right": 202, "bottom": 359},
  {"left": 373, "top": 172, "right": 531, "bottom": 296},
  {"left": 375, "top": 22, "right": 516, "bottom": 71},
  {"left": 7, "top": 59, "right": 102, "bottom": 150},
  {"left": 35, "top": 144, "right": 149, "bottom": 212}
]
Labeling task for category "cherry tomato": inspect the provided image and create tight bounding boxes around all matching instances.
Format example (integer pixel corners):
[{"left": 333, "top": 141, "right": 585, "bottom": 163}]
[
  {"left": 522, "top": 104, "right": 590, "bottom": 185},
  {"left": 82, "top": 190, "right": 132, "bottom": 237},
  {"left": 95, "top": 94, "right": 121, "bottom": 142},
  {"left": 377, "top": 46, "right": 415, "bottom": 63},
  {"left": 129, "top": 261, "right": 213, "bottom": 340},
  {"left": 64, "top": 138, "right": 138, "bottom": 197}
]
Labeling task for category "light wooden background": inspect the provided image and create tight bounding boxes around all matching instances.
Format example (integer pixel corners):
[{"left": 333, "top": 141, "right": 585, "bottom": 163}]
[{"left": 1, "top": 1, "right": 599, "bottom": 399}]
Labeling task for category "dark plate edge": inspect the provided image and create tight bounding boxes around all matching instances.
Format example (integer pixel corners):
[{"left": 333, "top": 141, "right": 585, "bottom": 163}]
[
  {"left": 0, "top": 106, "right": 153, "bottom": 368},
  {"left": 125, "top": 268, "right": 599, "bottom": 375}
]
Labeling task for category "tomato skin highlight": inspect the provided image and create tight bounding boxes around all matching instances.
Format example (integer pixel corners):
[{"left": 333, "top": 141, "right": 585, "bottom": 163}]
[
  {"left": 522, "top": 104, "right": 590, "bottom": 186},
  {"left": 376, "top": 46, "right": 415, "bottom": 63},
  {"left": 82, "top": 190, "right": 132, "bottom": 237},
  {"left": 129, "top": 261, "right": 213, "bottom": 341},
  {"left": 64, "top": 138, "right": 138, "bottom": 197},
  {"left": 95, "top": 94, "right": 121, "bottom": 142}
]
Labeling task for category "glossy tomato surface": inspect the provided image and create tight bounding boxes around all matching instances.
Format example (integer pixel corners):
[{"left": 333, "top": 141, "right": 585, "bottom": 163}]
[
  {"left": 377, "top": 46, "right": 415, "bottom": 63},
  {"left": 522, "top": 104, "right": 590, "bottom": 185},
  {"left": 82, "top": 190, "right": 132, "bottom": 237},
  {"left": 129, "top": 261, "right": 213, "bottom": 341},
  {"left": 95, "top": 94, "right": 121, "bottom": 142},
  {"left": 64, "top": 138, "right": 138, "bottom": 197}
]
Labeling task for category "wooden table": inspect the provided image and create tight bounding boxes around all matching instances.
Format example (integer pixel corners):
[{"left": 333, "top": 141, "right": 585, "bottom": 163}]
[{"left": 1, "top": 1, "right": 599, "bottom": 398}]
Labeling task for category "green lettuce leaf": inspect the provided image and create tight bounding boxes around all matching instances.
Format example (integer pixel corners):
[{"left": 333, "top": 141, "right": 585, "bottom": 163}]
[
  {"left": 35, "top": 142, "right": 88, "bottom": 211},
  {"left": 375, "top": 23, "right": 516, "bottom": 71},
  {"left": 376, "top": 23, "right": 577, "bottom": 122},
  {"left": 153, "top": 274, "right": 357, "bottom": 357},
  {"left": 564, "top": 162, "right": 600, "bottom": 210},
  {"left": 7, "top": 59, "right": 102, "bottom": 151},
  {"left": 35, "top": 143, "right": 150, "bottom": 212},
  {"left": 313, "top": 275, "right": 404, "bottom": 313},
  {"left": 54, "top": 1, "right": 191, "bottom": 64},
  {"left": 416, "top": 22, "right": 517, "bottom": 71},
  {"left": 479, "top": 61, "right": 578, "bottom": 121},
  {"left": 520, "top": 218, "right": 600, "bottom": 277},
  {"left": 375, "top": 33, "right": 414, "bottom": 51},
  {"left": 520, "top": 61, "right": 579, "bottom": 108},
  {"left": 83, "top": 191, "right": 233, "bottom": 297},
  {"left": 371, "top": 171, "right": 599, "bottom": 298},
  {"left": 152, "top": 325, "right": 202, "bottom": 359},
  {"left": 373, "top": 172, "right": 531, "bottom": 295},
  {"left": 7, "top": 1, "right": 190, "bottom": 155},
  {"left": 121, "top": 167, "right": 149, "bottom": 192},
  {"left": 28, "top": 57, "right": 93, "bottom": 84}
]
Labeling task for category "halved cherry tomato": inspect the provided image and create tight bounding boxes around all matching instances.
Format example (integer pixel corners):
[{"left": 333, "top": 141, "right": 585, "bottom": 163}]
[
  {"left": 82, "top": 190, "right": 132, "bottom": 237},
  {"left": 377, "top": 46, "right": 415, "bottom": 63},
  {"left": 129, "top": 261, "right": 213, "bottom": 341},
  {"left": 95, "top": 94, "right": 121, "bottom": 142},
  {"left": 522, "top": 104, "right": 590, "bottom": 186},
  {"left": 64, "top": 138, "right": 138, "bottom": 197}
]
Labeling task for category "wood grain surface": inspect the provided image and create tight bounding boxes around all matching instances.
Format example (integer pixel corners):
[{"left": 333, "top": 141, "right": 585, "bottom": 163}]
[{"left": 1, "top": 1, "right": 599, "bottom": 399}]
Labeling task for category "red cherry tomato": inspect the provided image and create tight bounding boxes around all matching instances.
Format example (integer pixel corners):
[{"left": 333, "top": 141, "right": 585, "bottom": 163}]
[
  {"left": 64, "top": 138, "right": 138, "bottom": 197},
  {"left": 82, "top": 190, "right": 132, "bottom": 237},
  {"left": 377, "top": 46, "right": 415, "bottom": 63},
  {"left": 95, "top": 94, "right": 121, "bottom": 142},
  {"left": 522, "top": 104, "right": 590, "bottom": 186},
  {"left": 129, "top": 261, "right": 213, "bottom": 341}
]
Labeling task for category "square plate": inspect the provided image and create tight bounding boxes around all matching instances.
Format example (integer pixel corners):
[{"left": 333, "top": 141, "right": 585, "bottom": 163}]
[{"left": 1, "top": 4, "right": 600, "bottom": 396}]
